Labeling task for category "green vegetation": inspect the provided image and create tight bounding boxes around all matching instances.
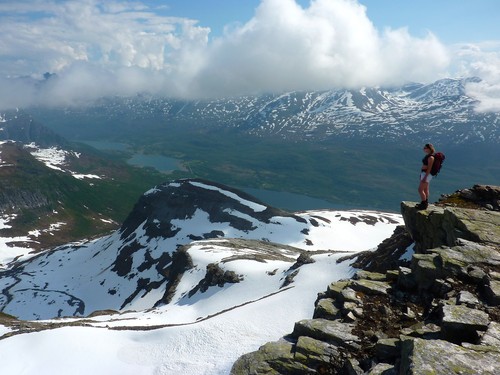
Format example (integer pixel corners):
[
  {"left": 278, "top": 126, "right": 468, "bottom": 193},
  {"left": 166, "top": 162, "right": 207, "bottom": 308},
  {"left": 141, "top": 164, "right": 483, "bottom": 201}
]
[
  {"left": 116, "top": 128, "right": 500, "bottom": 211},
  {"left": 0, "top": 142, "right": 165, "bottom": 248}
]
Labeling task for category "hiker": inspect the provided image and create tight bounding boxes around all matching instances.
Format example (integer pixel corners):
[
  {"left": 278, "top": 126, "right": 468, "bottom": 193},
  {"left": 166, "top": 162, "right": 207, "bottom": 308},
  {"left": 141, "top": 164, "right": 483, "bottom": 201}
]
[{"left": 417, "top": 143, "right": 435, "bottom": 210}]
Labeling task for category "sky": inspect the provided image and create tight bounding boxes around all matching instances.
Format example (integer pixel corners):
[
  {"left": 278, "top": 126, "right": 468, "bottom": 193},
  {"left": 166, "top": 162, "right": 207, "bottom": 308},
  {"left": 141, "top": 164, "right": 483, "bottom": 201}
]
[{"left": 0, "top": 0, "right": 499, "bottom": 110}]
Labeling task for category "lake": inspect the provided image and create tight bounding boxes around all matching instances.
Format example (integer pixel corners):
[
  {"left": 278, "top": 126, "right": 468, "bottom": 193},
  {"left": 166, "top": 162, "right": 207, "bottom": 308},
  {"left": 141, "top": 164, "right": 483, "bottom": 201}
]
[{"left": 80, "top": 140, "right": 344, "bottom": 211}]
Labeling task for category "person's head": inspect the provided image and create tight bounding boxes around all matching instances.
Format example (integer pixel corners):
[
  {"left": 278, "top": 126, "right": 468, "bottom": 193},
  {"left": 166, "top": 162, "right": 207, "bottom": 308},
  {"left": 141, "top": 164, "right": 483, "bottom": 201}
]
[{"left": 423, "top": 143, "right": 435, "bottom": 154}]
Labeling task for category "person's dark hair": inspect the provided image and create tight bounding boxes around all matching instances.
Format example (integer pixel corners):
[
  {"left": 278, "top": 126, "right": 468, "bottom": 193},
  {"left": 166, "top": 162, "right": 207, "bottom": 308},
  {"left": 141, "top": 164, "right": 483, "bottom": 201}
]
[{"left": 424, "top": 143, "right": 435, "bottom": 154}]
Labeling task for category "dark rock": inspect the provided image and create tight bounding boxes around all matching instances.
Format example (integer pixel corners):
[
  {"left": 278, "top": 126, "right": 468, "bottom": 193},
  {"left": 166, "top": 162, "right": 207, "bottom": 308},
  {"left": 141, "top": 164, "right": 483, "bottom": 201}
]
[
  {"left": 397, "top": 266, "right": 417, "bottom": 290},
  {"left": 375, "top": 338, "right": 401, "bottom": 361},
  {"left": 484, "top": 279, "right": 500, "bottom": 306},
  {"left": 289, "top": 253, "right": 315, "bottom": 270},
  {"left": 351, "top": 225, "right": 413, "bottom": 272},
  {"left": 344, "top": 358, "right": 364, "bottom": 375},
  {"left": 188, "top": 262, "right": 241, "bottom": 297}
]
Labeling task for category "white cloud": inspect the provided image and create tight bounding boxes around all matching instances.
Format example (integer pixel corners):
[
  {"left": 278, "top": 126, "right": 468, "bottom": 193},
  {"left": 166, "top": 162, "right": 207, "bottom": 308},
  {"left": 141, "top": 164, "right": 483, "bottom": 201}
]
[
  {"left": 190, "top": 0, "right": 450, "bottom": 96},
  {"left": 0, "top": 0, "right": 498, "bottom": 111},
  {"left": 453, "top": 42, "right": 500, "bottom": 112}
]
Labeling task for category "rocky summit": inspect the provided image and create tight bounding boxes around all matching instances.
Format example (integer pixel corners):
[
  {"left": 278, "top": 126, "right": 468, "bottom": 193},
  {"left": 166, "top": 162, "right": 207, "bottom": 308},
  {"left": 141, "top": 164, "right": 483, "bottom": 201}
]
[{"left": 231, "top": 185, "right": 500, "bottom": 375}]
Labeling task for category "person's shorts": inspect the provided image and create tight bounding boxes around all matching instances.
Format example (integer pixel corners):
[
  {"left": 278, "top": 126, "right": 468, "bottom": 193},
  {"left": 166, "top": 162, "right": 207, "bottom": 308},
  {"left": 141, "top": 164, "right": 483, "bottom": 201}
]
[{"left": 420, "top": 172, "right": 432, "bottom": 182}]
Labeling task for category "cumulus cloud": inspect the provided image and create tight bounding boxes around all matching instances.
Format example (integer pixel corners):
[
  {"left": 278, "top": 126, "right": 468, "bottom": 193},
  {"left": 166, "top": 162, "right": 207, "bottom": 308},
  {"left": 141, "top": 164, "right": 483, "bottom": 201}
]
[
  {"left": 0, "top": 0, "right": 497, "bottom": 111},
  {"left": 453, "top": 42, "right": 500, "bottom": 112},
  {"left": 192, "top": 0, "right": 449, "bottom": 96}
]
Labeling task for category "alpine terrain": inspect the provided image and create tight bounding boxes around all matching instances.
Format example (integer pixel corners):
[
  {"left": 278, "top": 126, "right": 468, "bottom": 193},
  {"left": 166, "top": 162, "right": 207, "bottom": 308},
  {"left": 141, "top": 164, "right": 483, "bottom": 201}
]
[{"left": 0, "top": 178, "right": 403, "bottom": 373}]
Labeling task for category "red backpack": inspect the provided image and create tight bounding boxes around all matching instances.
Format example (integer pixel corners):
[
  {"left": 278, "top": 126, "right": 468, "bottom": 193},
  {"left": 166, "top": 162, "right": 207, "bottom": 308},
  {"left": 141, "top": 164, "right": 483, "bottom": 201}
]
[{"left": 431, "top": 152, "right": 445, "bottom": 176}]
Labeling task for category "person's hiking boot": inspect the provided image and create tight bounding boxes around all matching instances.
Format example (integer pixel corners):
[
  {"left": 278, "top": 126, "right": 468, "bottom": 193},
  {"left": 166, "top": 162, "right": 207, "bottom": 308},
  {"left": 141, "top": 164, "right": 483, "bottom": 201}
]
[{"left": 416, "top": 200, "right": 428, "bottom": 210}]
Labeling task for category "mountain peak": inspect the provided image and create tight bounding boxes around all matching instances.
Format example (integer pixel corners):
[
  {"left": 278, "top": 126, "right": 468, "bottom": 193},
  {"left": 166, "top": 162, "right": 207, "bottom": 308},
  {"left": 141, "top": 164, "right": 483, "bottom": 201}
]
[{"left": 120, "top": 178, "right": 296, "bottom": 240}]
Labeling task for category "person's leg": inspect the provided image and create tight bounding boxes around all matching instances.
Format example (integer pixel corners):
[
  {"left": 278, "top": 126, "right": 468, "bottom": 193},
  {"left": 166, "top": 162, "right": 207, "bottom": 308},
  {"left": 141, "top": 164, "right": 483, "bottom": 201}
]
[{"left": 418, "top": 181, "right": 428, "bottom": 201}]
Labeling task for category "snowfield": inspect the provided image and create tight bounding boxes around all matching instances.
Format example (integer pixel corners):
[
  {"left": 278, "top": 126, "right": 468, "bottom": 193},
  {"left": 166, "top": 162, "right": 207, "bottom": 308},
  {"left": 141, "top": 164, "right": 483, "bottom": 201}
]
[{"left": 0, "top": 179, "right": 404, "bottom": 374}]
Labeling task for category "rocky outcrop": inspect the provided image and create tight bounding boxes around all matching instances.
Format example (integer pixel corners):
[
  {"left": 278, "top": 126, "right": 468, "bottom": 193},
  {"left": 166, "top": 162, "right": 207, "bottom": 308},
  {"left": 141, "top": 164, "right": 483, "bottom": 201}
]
[
  {"left": 231, "top": 186, "right": 500, "bottom": 374},
  {"left": 401, "top": 201, "right": 500, "bottom": 252}
]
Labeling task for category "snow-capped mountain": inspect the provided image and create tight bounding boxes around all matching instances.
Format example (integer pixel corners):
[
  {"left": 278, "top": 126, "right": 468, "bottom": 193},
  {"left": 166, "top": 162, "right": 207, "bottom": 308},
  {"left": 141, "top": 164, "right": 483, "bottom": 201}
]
[
  {"left": 0, "top": 178, "right": 404, "bottom": 374},
  {"left": 32, "top": 77, "right": 499, "bottom": 145},
  {"left": 0, "top": 179, "right": 402, "bottom": 321}
]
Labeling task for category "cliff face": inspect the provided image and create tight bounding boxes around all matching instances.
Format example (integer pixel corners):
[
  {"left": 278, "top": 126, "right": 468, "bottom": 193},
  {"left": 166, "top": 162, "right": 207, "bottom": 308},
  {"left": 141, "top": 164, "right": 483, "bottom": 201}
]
[{"left": 231, "top": 185, "right": 500, "bottom": 374}]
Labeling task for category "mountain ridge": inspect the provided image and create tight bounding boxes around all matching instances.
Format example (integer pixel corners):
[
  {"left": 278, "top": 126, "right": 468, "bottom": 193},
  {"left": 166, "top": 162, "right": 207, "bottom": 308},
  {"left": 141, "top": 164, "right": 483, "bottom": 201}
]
[
  {"left": 28, "top": 77, "right": 499, "bottom": 145},
  {"left": 0, "top": 178, "right": 402, "bottom": 320}
]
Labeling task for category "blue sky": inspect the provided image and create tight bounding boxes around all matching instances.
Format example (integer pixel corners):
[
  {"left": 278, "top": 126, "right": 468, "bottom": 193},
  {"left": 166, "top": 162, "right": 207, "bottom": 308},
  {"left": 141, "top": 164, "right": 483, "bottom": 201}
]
[
  {"left": 157, "top": 0, "right": 499, "bottom": 44},
  {"left": 0, "top": 0, "right": 499, "bottom": 110}
]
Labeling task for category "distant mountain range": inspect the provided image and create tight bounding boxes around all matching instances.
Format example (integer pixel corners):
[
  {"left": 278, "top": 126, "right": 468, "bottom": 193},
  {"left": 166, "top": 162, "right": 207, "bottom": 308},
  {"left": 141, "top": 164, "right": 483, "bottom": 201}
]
[{"left": 29, "top": 77, "right": 499, "bottom": 145}]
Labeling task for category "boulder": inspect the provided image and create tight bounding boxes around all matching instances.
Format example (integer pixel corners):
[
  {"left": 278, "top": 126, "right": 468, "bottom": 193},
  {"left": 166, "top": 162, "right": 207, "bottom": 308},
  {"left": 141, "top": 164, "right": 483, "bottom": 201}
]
[
  {"left": 354, "top": 270, "right": 388, "bottom": 282},
  {"left": 230, "top": 339, "right": 311, "bottom": 375},
  {"left": 313, "top": 298, "right": 340, "bottom": 320},
  {"left": 481, "top": 322, "right": 500, "bottom": 347},
  {"left": 400, "top": 337, "right": 500, "bottom": 374},
  {"left": 292, "top": 319, "right": 361, "bottom": 350},
  {"left": 441, "top": 304, "right": 490, "bottom": 343},
  {"left": 294, "top": 336, "right": 340, "bottom": 369},
  {"left": 457, "top": 290, "right": 480, "bottom": 307},
  {"left": 401, "top": 202, "right": 500, "bottom": 252},
  {"left": 349, "top": 279, "right": 391, "bottom": 296},
  {"left": 411, "top": 253, "right": 441, "bottom": 290},
  {"left": 326, "top": 280, "right": 351, "bottom": 299}
]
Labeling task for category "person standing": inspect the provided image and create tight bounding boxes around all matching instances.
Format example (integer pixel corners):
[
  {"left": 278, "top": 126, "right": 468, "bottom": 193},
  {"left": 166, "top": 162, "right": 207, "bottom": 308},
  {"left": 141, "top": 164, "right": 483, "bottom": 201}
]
[{"left": 417, "top": 143, "right": 435, "bottom": 210}]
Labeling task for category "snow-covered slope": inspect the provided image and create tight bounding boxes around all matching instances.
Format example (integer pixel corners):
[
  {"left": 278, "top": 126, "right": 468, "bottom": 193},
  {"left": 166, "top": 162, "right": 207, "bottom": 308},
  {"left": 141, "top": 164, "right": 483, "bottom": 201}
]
[
  {"left": 40, "top": 77, "right": 500, "bottom": 145},
  {"left": 0, "top": 179, "right": 401, "bottom": 320},
  {"left": 0, "top": 178, "right": 403, "bottom": 374}
]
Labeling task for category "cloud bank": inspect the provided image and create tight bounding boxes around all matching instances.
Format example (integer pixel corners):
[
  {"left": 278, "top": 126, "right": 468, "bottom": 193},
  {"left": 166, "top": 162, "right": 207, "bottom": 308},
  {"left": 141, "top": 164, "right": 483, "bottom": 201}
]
[{"left": 0, "top": 0, "right": 498, "bottom": 111}]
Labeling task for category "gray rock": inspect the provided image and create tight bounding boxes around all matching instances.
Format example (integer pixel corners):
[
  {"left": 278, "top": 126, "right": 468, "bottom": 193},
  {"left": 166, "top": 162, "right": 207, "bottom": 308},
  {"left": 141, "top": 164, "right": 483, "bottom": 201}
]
[
  {"left": 400, "top": 322, "right": 441, "bottom": 339},
  {"left": 400, "top": 337, "right": 500, "bottom": 374},
  {"left": 354, "top": 270, "right": 387, "bottom": 281},
  {"left": 401, "top": 202, "right": 500, "bottom": 251},
  {"left": 326, "top": 280, "right": 351, "bottom": 299},
  {"left": 457, "top": 290, "right": 480, "bottom": 307},
  {"left": 313, "top": 298, "right": 340, "bottom": 320},
  {"left": 230, "top": 339, "right": 298, "bottom": 375},
  {"left": 349, "top": 279, "right": 391, "bottom": 296},
  {"left": 292, "top": 319, "right": 361, "bottom": 350},
  {"left": 340, "top": 287, "right": 363, "bottom": 304},
  {"left": 441, "top": 304, "right": 490, "bottom": 343},
  {"left": 481, "top": 322, "right": 500, "bottom": 347},
  {"left": 411, "top": 253, "right": 441, "bottom": 290},
  {"left": 294, "top": 336, "right": 340, "bottom": 369},
  {"left": 368, "top": 363, "right": 396, "bottom": 375}
]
